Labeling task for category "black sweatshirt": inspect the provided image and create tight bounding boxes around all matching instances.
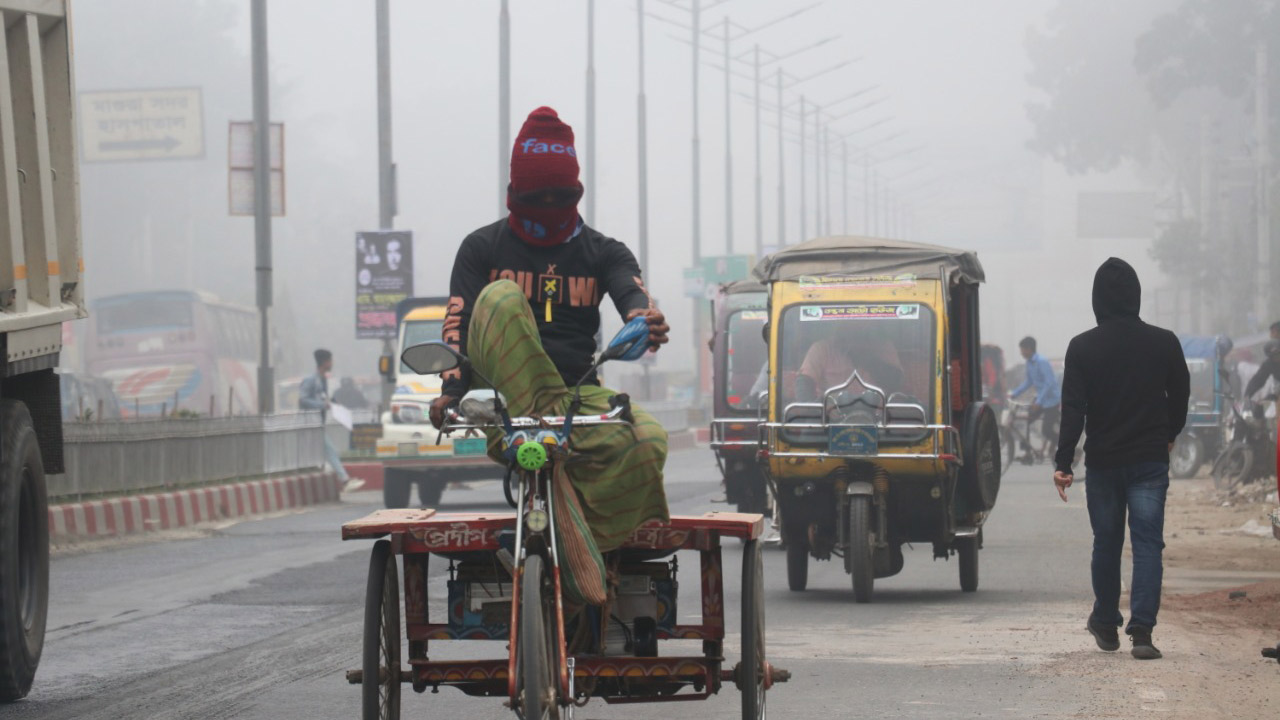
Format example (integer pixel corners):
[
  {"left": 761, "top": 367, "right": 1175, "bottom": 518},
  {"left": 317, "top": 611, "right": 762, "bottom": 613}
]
[
  {"left": 1244, "top": 356, "right": 1280, "bottom": 400},
  {"left": 441, "top": 219, "right": 651, "bottom": 397},
  {"left": 1054, "top": 258, "right": 1190, "bottom": 474}
]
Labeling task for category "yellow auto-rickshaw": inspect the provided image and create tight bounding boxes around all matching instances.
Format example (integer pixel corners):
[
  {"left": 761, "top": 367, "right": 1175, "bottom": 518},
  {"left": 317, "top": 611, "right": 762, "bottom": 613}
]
[{"left": 755, "top": 237, "right": 1001, "bottom": 602}]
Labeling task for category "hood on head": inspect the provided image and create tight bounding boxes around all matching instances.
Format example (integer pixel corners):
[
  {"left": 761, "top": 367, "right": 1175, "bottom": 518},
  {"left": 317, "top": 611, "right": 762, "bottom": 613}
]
[{"left": 1092, "top": 257, "right": 1141, "bottom": 324}]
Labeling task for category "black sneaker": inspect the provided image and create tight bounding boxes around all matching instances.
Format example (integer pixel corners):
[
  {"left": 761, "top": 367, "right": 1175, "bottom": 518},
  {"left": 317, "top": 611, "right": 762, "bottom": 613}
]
[
  {"left": 1128, "top": 627, "right": 1162, "bottom": 660},
  {"left": 1086, "top": 617, "right": 1120, "bottom": 652}
]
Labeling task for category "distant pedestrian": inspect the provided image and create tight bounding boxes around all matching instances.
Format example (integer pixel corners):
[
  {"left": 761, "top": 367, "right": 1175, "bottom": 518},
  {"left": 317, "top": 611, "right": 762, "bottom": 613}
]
[
  {"left": 1054, "top": 258, "right": 1190, "bottom": 660},
  {"left": 299, "top": 349, "right": 351, "bottom": 484},
  {"left": 332, "top": 377, "right": 370, "bottom": 410},
  {"left": 1009, "top": 335, "right": 1061, "bottom": 461}
]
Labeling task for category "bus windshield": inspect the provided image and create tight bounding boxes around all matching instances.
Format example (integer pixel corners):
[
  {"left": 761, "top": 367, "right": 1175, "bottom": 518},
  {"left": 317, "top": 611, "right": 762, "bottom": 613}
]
[
  {"left": 724, "top": 309, "right": 768, "bottom": 409},
  {"left": 400, "top": 320, "right": 445, "bottom": 374},
  {"left": 97, "top": 295, "right": 194, "bottom": 335}
]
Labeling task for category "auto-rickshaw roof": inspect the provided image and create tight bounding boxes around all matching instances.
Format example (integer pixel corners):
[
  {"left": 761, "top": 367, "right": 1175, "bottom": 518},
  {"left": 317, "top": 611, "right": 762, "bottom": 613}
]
[
  {"left": 720, "top": 279, "right": 766, "bottom": 295},
  {"left": 752, "top": 235, "right": 985, "bottom": 284}
]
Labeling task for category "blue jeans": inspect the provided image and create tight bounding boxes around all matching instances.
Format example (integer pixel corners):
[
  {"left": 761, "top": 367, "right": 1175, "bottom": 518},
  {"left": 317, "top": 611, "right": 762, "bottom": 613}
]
[
  {"left": 1085, "top": 462, "right": 1169, "bottom": 631},
  {"left": 323, "top": 435, "right": 349, "bottom": 481}
]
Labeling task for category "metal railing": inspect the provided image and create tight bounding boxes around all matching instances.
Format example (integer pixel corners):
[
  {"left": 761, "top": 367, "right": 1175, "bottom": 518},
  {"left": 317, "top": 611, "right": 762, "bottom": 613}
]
[{"left": 52, "top": 412, "right": 326, "bottom": 500}]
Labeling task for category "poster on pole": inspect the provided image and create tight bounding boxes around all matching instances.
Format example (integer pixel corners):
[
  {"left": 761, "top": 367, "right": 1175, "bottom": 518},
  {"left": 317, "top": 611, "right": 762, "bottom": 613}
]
[
  {"left": 356, "top": 230, "right": 414, "bottom": 339},
  {"left": 228, "top": 121, "right": 285, "bottom": 216}
]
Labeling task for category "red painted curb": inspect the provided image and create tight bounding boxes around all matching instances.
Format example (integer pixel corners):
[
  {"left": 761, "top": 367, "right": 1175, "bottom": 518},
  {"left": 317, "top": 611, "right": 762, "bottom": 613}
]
[{"left": 49, "top": 471, "right": 341, "bottom": 542}]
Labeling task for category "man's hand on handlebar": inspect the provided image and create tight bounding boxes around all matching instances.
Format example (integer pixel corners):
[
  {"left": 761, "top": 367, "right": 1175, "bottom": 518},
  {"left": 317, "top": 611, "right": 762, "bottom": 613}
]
[
  {"left": 626, "top": 307, "right": 669, "bottom": 351},
  {"left": 429, "top": 394, "right": 458, "bottom": 429}
]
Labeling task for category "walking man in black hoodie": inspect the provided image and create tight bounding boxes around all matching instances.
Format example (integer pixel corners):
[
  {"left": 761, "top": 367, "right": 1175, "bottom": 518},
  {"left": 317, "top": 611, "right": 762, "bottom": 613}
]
[{"left": 1053, "top": 258, "right": 1190, "bottom": 660}]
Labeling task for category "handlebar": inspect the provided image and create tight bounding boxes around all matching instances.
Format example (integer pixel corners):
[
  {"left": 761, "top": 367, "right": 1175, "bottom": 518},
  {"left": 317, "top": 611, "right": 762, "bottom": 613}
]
[{"left": 442, "top": 402, "right": 631, "bottom": 433}]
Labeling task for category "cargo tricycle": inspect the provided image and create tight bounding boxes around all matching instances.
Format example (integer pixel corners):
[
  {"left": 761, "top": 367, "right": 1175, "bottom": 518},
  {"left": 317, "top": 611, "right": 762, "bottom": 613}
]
[
  {"left": 754, "top": 237, "right": 1002, "bottom": 601},
  {"left": 343, "top": 322, "right": 787, "bottom": 719}
]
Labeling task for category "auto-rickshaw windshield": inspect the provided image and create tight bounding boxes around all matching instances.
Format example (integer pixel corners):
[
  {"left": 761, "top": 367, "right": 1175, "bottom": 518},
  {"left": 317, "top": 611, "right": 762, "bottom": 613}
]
[
  {"left": 725, "top": 309, "right": 768, "bottom": 409},
  {"left": 777, "top": 302, "right": 936, "bottom": 411}
]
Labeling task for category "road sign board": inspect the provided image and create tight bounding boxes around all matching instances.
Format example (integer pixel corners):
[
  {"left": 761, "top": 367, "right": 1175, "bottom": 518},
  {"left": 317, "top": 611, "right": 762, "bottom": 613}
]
[
  {"left": 228, "top": 121, "right": 284, "bottom": 216},
  {"left": 700, "top": 254, "right": 755, "bottom": 286},
  {"left": 79, "top": 88, "right": 204, "bottom": 162},
  {"left": 683, "top": 267, "right": 705, "bottom": 298}
]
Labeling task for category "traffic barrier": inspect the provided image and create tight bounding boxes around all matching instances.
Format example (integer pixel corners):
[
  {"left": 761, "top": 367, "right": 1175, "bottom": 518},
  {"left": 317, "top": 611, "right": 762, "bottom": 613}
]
[
  {"left": 48, "top": 470, "right": 341, "bottom": 542},
  {"left": 53, "top": 412, "right": 326, "bottom": 501}
]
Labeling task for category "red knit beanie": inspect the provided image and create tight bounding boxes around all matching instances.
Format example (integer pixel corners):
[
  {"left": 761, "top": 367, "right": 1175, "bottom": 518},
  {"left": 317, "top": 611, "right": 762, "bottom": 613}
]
[{"left": 510, "top": 106, "right": 580, "bottom": 194}]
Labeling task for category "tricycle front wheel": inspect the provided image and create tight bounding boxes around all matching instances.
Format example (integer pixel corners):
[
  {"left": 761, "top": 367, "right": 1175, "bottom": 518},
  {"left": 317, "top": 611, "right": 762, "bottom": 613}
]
[
  {"left": 363, "top": 540, "right": 401, "bottom": 720},
  {"left": 518, "top": 554, "right": 556, "bottom": 720}
]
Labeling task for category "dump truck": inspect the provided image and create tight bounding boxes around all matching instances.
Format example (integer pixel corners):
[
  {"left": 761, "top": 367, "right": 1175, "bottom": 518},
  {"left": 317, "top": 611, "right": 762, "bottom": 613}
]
[{"left": 0, "top": 1, "right": 84, "bottom": 701}]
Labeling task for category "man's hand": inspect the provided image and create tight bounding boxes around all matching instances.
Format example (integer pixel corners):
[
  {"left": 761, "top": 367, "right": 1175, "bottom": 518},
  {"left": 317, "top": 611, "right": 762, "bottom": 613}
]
[
  {"left": 626, "top": 308, "right": 670, "bottom": 351},
  {"left": 1053, "top": 470, "right": 1073, "bottom": 502},
  {"left": 1168, "top": 442, "right": 1175, "bottom": 453},
  {"left": 1030, "top": 402, "right": 1041, "bottom": 413},
  {"left": 429, "top": 394, "right": 458, "bottom": 429}
]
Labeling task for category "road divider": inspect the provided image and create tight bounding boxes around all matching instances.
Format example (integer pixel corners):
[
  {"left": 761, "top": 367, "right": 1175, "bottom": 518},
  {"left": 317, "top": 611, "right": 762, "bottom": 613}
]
[{"left": 49, "top": 471, "right": 341, "bottom": 542}]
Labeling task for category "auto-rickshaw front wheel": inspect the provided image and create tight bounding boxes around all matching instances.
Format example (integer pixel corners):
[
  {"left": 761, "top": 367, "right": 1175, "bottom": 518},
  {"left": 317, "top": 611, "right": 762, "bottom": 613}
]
[
  {"left": 957, "top": 535, "right": 979, "bottom": 592},
  {"left": 786, "top": 542, "right": 808, "bottom": 592},
  {"left": 848, "top": 496, "right": 874, "bottom": 603}
]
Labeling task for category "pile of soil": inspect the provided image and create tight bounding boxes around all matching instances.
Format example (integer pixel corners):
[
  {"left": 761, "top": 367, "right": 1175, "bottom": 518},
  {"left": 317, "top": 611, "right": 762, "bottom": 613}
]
[{"left": 1163, "top": 580, "right": 1280, "bottom": 633}]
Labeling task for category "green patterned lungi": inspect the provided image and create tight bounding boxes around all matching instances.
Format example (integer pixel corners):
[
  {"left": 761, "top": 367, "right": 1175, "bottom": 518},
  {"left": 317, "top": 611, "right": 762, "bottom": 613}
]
[{"left": 465, "top": 279, "right": 670, "bottom": 553}]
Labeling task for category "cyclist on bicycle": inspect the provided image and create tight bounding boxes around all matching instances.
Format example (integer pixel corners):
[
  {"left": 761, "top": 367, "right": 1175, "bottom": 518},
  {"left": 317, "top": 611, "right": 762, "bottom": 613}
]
[
  {"left": 1243, "top": 340, "right": 1280, "bottom": 404},
  {"left": 1010, "top": 335, "right": 1062, "bottom": 461},
  {"left": 430, "top": 106, "right": 671, "bottom": 557}
]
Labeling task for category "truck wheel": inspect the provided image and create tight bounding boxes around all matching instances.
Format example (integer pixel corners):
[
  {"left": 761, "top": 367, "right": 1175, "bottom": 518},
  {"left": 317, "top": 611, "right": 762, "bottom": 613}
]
[
  {"left": 382, "top": 468, "right": 412, "bottom": 509},
  {"left": 415, "top": 475, "right": 444, "bottom": 507},
  {"left": 0, "top": 401, "right": 48, "bottom": 702}
]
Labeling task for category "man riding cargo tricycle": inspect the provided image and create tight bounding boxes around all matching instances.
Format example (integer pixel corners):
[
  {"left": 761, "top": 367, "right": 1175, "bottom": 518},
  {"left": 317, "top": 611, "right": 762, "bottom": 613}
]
[{"left": 755, "top": 237, "right": 1002, "bottom": 602}]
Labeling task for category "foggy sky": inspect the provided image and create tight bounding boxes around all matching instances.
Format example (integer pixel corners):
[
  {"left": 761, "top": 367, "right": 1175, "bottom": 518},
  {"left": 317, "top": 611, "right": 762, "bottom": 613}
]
[{"left": 74, "top": 0, "right": 1141, "bottom": 385}]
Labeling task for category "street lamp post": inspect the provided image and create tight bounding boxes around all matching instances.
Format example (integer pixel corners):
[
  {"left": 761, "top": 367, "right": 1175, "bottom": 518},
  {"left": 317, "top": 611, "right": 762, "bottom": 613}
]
[
  {"left": 637, "top": 0, "right": 650, "bottom": 281},
  {"left": 251, "top": 0, "right": 274, "bottom": 414},
  {"left": 498, "top": 0, "right": 510, "bottom": 215},
  {"left": 586, "top": 0, "right": 596, "bottom": 224}
]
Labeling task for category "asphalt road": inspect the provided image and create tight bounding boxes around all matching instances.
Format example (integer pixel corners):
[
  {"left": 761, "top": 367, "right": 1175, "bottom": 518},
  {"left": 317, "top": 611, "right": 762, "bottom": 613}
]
[{"left": 10, "top": 449, "right": 1105, "bottom": 720}]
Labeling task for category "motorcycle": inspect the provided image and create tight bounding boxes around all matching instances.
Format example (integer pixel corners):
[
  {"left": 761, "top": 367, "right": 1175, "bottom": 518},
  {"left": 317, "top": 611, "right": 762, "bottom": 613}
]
[{"left": 1210, "top": 393, "right": 1277, "bottom": 491}]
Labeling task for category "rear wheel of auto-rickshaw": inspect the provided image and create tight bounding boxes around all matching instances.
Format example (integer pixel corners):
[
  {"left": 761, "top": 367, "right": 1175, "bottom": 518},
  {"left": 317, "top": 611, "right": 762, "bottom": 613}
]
[
  {"left": 416, "top": 475, "right": 444, "bottom": 507},
  {"left": 1170, "top": 434, "right": 1204, "bottom": 479},
  {"left": 957, "top": 536, "right": 979, "bottom": 592},
  {"left": 785, "top": 542, "right": 808, "bottom": 592},
  {"left": 848, "top": 496, "right": 874, "bottom": 603},
  {"left": 362, "top": 540, "right": 401, "bottom": 720},
  {"left": 741, "top": 539, "right": 766, "bottom": 720},
  {"left": 518, "top": 554, "right": 555, "bottom": 720}
]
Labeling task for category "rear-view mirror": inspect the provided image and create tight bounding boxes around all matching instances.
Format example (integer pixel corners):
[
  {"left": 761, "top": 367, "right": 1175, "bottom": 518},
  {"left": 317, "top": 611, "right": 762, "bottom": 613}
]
[{"left": 402, "top": 342, "right": 464, "bottom": 376}]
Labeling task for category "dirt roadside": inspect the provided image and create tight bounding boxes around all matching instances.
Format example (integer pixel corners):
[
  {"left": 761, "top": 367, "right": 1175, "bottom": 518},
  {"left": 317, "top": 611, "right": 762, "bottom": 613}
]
[{"left": 1040, "top": 476, "right": 1279, "bottom": 719}]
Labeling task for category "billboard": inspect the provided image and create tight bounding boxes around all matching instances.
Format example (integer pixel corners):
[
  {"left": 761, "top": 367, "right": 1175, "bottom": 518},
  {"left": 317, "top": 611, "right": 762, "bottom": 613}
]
[{"left": 356, "top": 230, "right": 414, "bottom": 340}]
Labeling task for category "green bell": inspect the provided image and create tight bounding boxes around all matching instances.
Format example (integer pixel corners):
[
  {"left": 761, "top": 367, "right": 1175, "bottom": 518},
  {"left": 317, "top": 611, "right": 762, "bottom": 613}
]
[{"left": 516, "top": 440, "right": 548, "bottom": 471}]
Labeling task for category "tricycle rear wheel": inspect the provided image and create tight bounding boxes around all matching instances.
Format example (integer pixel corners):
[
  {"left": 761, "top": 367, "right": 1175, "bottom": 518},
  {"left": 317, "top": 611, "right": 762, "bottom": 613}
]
[
  {"left": 848, "top": 496, "right": 874, "bottom": 603},
  {"left": 741, "top": 539, "right": 766, "bottom": 720},
  {"left": 362, "top": 540, "right": 401, "bottom": 720}
]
